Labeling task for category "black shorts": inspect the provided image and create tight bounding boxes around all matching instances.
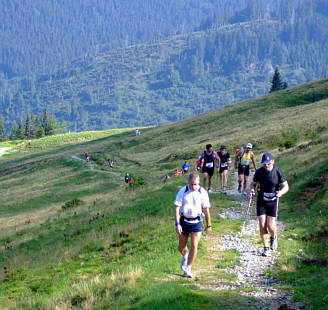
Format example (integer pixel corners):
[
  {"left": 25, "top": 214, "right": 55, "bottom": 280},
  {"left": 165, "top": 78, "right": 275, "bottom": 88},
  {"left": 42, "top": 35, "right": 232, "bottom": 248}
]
[
  {"left": 256, "top": 197, "right": 278, "bottom": 217},
  {"left": 202, "top": 166, "right": 215, "bottom": 176},
  {"left": 181, "top": 218, "right": 203, "bottom": 235},
  {"left": 238, "top": 164, "right": 250, "bottom": 176},
  {"left": 219, "top": 166, "right": 228, "bottom": 174}
]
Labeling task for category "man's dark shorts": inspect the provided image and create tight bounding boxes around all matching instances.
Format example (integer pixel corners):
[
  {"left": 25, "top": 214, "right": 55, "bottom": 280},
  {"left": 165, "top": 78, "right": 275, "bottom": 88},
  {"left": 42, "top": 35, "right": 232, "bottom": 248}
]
[
  {"left": 238, "top": 164, "right": 250, "bottom": 176},
  {"left": 181, "top": 218, "right": 203, "bottom": 235},
  {"left": 219, "top": 166, "right": 228, "bottom": 174},
  {"left": 202, "top": 166, "right": 215, "bottom": 177},
  {"left": 256, "top": 197, "right": 278, "bottom": 217}
]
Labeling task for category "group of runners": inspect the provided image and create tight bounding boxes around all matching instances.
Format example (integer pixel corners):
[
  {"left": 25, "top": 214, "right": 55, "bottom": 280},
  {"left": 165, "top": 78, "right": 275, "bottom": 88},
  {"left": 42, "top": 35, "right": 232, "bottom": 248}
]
[{"left": 174, "top": 144, "right": 289, "bottom": 278}]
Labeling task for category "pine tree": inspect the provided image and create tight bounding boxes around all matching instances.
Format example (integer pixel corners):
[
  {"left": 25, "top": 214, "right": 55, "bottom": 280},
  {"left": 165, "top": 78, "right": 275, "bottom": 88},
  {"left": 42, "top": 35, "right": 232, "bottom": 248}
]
[
  {"left": 18, "top": 119, "right": 25, "bottom": 139},
  {"left": 9, "top": 121, "right": 18, "bottom": 140},
  {"left": 0, "top": 115, "right": 6, "bottom": 141},
  {"left": 25, "top": 114, "right": 31, "bottom": 138},
  {"left": 42, "top": 109, "right": 50, "bottom": 136},
  {"left": 269, "top": 67, "right": 288, "bottom": 93},
  {"left": 34, "top": 116, "right": 44, "bottom": 138}
]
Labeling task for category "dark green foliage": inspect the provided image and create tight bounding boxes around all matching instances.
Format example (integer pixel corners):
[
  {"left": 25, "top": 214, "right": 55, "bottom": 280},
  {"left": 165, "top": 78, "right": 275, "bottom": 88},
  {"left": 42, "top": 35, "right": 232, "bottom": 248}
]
[
  {"left": 127, "top": 175, "right": 146, "bottom": 190},
  {"left": 0, "top": 0, "right": 328, "bottom": 131},
  {"left": 269, "top": 67, "right": 288, "bottom": 93},
  {"left": 0, "top": 115, "right": 6, "bottom": 141},
  {"left": 8, "top": 110, "right": 66, "bottom": 140}
]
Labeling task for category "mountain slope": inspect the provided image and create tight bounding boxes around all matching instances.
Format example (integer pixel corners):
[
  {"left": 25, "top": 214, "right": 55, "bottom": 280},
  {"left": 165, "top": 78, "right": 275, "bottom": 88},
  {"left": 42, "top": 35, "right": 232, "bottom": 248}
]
[
  {"left": 2, "top": 8, "right": 328, "bottom": 132},
  {"left": 0, "top": 79, "right": 327, "bottom": 309}
]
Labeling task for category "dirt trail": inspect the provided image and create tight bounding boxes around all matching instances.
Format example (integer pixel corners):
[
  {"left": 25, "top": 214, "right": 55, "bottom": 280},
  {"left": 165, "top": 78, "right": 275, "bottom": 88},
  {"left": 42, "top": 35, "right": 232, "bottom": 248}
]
[
  {"left": 0, "top": 147, "right": 11, "bottom": 157},
  {"left": 194, "top": 172, "right": 303, "bottom": 309},
  {"left": 71, "top": 155, "right": 122, "bottom": 179}
]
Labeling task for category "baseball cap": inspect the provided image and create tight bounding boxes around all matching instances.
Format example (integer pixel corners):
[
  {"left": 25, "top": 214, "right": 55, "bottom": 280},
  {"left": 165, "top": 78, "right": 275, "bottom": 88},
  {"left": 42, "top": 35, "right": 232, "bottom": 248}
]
[
  {"left": 261, "top": 152, "right": 274, "bottom": 164},
  {"left": 246, "top": 143, "right": 252, "bottom": 149},
  {"left": 220, "top": 145, "right": 226, "bottom": 150}
]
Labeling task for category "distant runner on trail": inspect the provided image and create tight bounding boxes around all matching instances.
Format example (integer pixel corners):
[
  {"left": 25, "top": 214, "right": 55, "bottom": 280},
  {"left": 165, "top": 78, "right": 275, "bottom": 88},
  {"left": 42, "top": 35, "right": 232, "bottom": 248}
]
[
  {"left": 217, "top": 145, "right": 231, "bottom": 191},
  {"left": 249, "top": 153, "right": 289, "bottom": 257},
  {"left": 174, "top": 172, "right": 212, "bottom": 278},
  {"left": 235, "top": 143, "right": 256, "bottom": 195},
  {"left": 124, "top": 173, "right": 132, "bottom": 185},
  {"left": 181, "top": 161, "right": 190, "bottom": 174},
  {"left": 85, "top": 152, "right": 90, "bottom": 162},
  {"left": 108, "top": 159, "right": 114, "bottom": 170},
  {"left": 201, "top": 144, "right": 221, "bottom": 193}
]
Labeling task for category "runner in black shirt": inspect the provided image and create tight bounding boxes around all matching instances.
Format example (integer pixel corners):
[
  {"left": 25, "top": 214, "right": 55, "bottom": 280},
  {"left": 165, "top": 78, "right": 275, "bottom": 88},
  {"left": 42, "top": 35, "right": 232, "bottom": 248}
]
[
  {"left": 200, "top": 144, "right": 221, "bottom": 193},
  {"left": 217, "top": 145, "right": 231, "bottom": 191},
  {"left": 250, "top": 152, "right": 289, "bottom": 257}
]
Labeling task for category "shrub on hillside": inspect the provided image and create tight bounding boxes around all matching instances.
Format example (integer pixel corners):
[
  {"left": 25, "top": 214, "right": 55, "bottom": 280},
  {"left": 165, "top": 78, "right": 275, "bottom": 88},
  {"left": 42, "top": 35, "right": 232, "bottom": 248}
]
[
  {"left": 62, "top": 198, "right": 84, "bottom": 210},
  {"left": 127, "top": 175, "right": 146, "bottom": 190}
]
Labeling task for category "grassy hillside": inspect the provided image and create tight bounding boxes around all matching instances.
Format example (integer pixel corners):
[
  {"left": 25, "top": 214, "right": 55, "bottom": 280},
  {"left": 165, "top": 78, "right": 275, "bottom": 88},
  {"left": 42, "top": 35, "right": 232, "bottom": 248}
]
[{"left": 0, "top": 79, "right": 327, "bottom": 309}]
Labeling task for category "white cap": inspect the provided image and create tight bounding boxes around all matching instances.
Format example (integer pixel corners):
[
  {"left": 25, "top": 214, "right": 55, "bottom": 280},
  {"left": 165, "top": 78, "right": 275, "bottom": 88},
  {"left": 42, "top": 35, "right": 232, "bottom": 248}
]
[{"left": 246, "top": 143, "right": 252, "bottom": 149}]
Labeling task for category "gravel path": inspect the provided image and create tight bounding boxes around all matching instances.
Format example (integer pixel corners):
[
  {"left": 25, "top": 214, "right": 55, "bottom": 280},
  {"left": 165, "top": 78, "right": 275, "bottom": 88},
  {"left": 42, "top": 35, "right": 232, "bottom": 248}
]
[
  {"left": 197, "top": 172, "right": 303, "bottom": 310},
  {"left": 71, "top": 155, "right": 122, "bottom": 179}
]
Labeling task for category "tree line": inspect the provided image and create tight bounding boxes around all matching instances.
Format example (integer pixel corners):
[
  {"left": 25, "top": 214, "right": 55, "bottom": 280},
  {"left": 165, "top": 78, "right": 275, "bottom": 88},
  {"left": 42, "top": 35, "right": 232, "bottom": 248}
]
[{"left": 0, "top": 110, "right": 66, "bottom": 141}]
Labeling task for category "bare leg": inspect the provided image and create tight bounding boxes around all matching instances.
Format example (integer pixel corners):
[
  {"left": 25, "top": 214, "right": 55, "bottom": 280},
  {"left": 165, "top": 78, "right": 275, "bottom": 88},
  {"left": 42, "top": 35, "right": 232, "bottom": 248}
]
[
  {"left": 266, "top": 216, "right": 276, "bottom": 237},
  {"left": 243, "top": 175, "right": 249, "bottom": 191},
  {"left": 208, "top": 175, "right": 213, "bottom": 189},
  {"left": 258, "top": 215, "right": 269, "bottom": 247},
  {"left": 220, "top": 173, "right": 224, "bottom": 187},
  {"left": 203, "top": 172, "right": 208, "bottom": 189},
  {"left": 178, "top": 234, "right": 189, "bottom": 256},
  {"left": 223, "top": 170, "right": 228, "bottom": 187},
  {"left": 238, "top": 174, "right": 243, "bottom": 187},
  {"left": 187, "top": 232, "right": 202, "bottom": 266}
]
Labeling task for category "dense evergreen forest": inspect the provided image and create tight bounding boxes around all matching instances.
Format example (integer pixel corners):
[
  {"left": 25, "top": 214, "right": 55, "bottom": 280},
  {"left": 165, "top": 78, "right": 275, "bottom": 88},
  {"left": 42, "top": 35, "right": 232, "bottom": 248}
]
[
  {"left": 0, "top": 0, "right": 254, "bottom": 77},
  {"left": 0, "top": 0, "right": 328, "bottom": 131}
]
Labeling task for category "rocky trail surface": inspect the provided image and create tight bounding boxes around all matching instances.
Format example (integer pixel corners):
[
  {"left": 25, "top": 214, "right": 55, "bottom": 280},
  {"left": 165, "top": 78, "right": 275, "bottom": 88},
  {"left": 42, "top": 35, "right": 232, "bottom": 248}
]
[{"left": 194, "top": 172, "right": 303, "bottom": 310}]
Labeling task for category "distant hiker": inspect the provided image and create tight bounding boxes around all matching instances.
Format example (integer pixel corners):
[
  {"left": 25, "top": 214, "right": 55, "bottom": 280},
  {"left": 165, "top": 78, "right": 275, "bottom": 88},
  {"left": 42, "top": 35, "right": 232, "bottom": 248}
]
[
  {"left": 108, "top": 159, "right": 114, "bottom": 170},
  {"left": 181, "top": 161, "right": 190, "bottom": 174},
  {"left": 174, "top": 172, "right": 212, "bottom": 278},
  {"left": 249, "top": 153, "right": 289, "bottom": 257},
  {"left": 174, "top": 168, "right": 181, "bottom": 176},
  {"left": 201, "top": 144, "right": 221, "bottom": 193},
  {"left": 85, "top": 152, "right": 90, "bottom": 162},
  {"left": 135, "top": 129, "right": 141, "bottom": 136},
  {"left": 235, "top": 143, "right": 256, "bottom": 195},
  {"left": 163, "top": 174, "right": 170, "bottom": 184},
  {"left": 217, "top": 145, "right": 231, "bottom": 191},
  {"left": 124, "top": 173, "right": 132, "bottom": 185},
  {"left": 195, "top": 156, "right": 204, "bottom": 172}
]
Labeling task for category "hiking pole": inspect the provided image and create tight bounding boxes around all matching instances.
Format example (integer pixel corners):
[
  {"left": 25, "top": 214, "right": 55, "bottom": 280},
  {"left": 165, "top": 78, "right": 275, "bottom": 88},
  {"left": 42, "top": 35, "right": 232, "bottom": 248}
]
[{"left": 241, "top": 194, "right": 252, "bottom": 233}]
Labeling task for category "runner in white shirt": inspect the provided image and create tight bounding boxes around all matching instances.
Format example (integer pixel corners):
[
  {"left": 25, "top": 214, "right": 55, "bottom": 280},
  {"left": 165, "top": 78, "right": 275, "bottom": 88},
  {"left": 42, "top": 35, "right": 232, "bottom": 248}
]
[{"left": 174, "top": 172, "right": 212, "bottom": 278}]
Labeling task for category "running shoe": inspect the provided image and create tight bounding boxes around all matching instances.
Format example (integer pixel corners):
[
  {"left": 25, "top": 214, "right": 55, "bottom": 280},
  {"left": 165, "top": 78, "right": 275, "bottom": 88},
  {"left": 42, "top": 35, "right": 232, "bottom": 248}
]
[
  {"left": 180, "top": 253, "right": 188, "bottom": 272},
  {"left": 262, "top": 247, "right": 270, "bottom": 257},
  {"left": 238, "top": 184, "right": 242, "bottom": 193},
  {"left": 183, "top": 265, "right": 192, "bottom": 278},
  {"left": 208, "top": 188, "right": 212, "bottom": 193},
  {"left": 270, "top": 235, "right": 278, "bottom": 251}
]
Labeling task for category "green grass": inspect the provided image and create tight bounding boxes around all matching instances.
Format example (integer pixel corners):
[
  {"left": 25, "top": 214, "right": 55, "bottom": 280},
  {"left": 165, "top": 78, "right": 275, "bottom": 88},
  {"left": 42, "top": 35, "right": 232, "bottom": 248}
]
[{"left": 0, "top": 79, "right": 327, "bottom": 309}]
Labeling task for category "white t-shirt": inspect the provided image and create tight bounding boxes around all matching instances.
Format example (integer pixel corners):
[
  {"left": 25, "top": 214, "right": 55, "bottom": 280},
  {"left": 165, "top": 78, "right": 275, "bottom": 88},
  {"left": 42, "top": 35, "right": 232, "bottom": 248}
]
[{"left": 174, "top": 185, "right": 210, "bottom": 219}]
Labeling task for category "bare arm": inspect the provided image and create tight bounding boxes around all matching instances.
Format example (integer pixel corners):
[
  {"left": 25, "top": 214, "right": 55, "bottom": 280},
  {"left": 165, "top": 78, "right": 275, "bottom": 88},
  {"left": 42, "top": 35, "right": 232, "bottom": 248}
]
[
  {"left": 214, "top": 151, "right": 221, "bottom": 167},
  {"left": 175, "top": 205, "right": 182, "bottom": 235},
  {"left": 249, "top": 181, "right": 258, "bottom": 198},
  {"left": 251, "top": 152, "right": 257, "bottom": 170},
  {"left": 203, "top": 208, "right": 212, "bottom": 233},
  {"left": 277, "top": 181, "right": 289, "bottom": 198}
]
